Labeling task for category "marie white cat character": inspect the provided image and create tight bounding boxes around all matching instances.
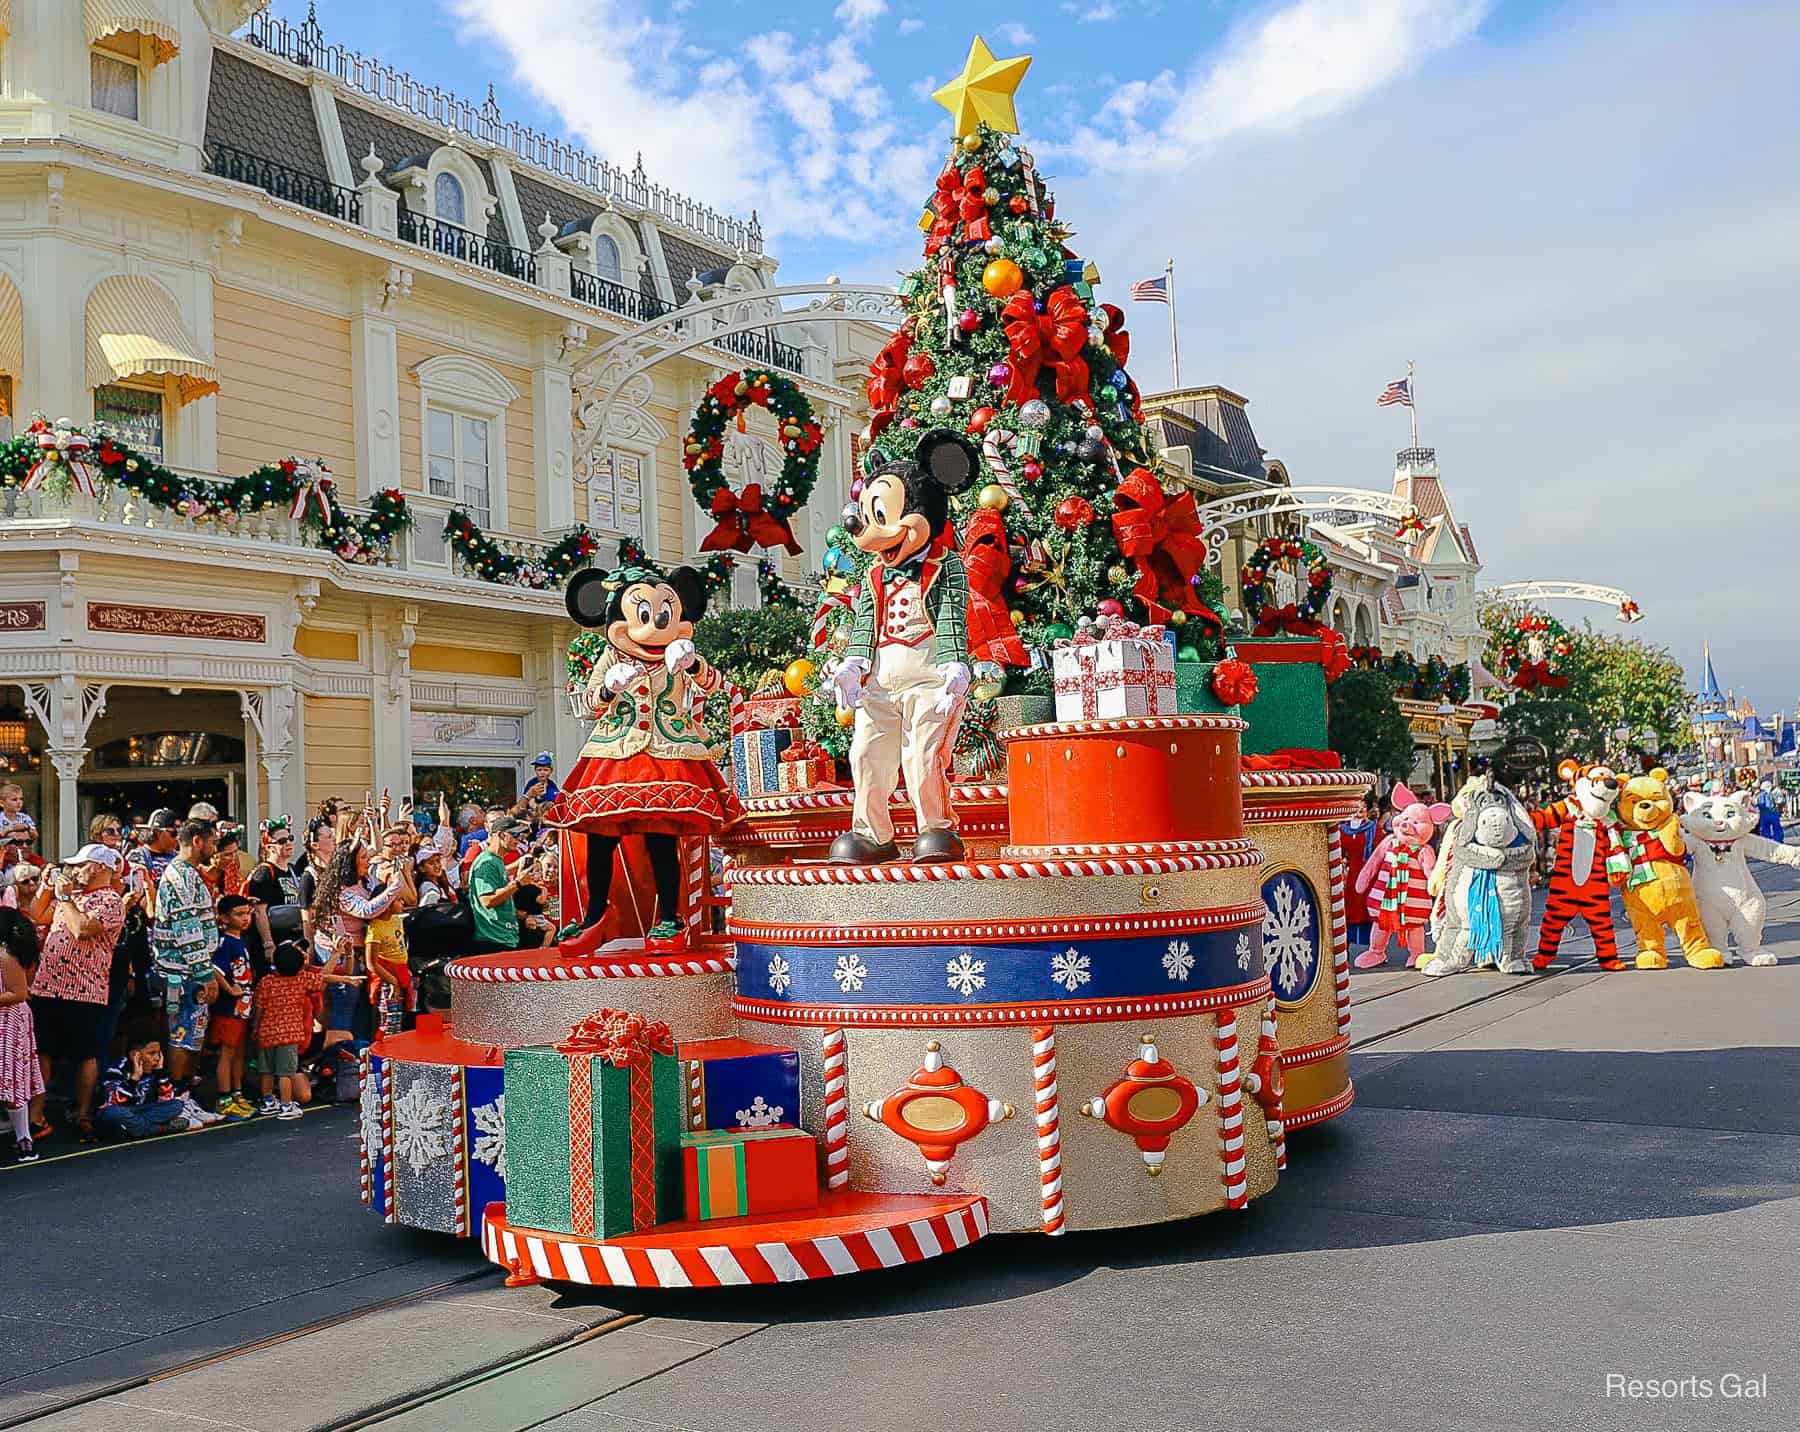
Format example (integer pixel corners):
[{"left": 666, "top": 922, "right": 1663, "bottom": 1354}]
[{"left": 1679, "top": 789, "right": 1800, "bottom": 967}]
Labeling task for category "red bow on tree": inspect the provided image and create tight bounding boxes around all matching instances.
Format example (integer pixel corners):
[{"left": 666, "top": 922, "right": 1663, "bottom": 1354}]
[
  {"left": 1000, "top": 285, "right": 1092, "bottom": 407},
  {"left": 957, "top": 166, "right": 992, "bottom": 243},
  {"left": 1109, "top": 467, "right": 1221, "bottom": 629},
  {"left": 959, "top": 508, "right": 1028, "bottom": 667},
  {"left": 700, "top": 483, "right": 802, "bottom": 556},
  {"left": 927, "top": 167, "right": 961, "bottom": 255},
  {"left": 558, "top": 1007, "right": 676, "bottom": 1065},
  {"left": 866, "top": 329, "right": 912, "bottom": 413},
  {"left": 1098, "top": 303, "right": 1130, "bottom": 369}
]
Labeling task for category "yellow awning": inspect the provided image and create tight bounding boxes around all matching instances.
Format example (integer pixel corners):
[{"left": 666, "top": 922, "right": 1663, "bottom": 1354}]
[
  {"left": 85, "top": 275, "right": 220, "bottom": 405},
  {"left": 0, "top": 275, "right": 21, "bottom": 417},
  {"left": 0, "top": 2, "right": 13, "bottom": 45},
  {"left": 84, "top": 0, "right": 179, "bottom": 66}
]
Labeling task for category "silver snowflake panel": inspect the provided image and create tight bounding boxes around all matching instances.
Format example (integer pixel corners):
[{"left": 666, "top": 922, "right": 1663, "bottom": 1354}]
[{"left": 392, "top": 1060, "right": 462, "bottom": 1235}]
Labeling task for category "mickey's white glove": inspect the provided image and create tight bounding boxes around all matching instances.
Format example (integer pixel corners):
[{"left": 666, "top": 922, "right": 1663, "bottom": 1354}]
[
  {"left": 601, "top": 662, "right": 639, "bottom": 695},
  {"left": 832, "top": 656, "right": 871, "bottom": 710},
  {"left": 933, "top": 661, "right": 971, "bottom": 716},
  {"left": 664, "top": 638, "right": 698, "bottom": 673}
]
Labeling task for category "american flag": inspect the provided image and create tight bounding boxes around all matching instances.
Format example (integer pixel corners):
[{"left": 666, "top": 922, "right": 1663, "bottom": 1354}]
[
  {"left": 1377, "top": 377, "right": 1413, "bottom": 407},
  {"left": 1129, "top": 275, "right": 1169, "bottom": 303}
]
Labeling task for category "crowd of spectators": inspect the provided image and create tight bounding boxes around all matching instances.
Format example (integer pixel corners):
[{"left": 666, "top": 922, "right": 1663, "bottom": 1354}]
[{"left": 0, "top": 775, "right": 563, "bottom": 1163}]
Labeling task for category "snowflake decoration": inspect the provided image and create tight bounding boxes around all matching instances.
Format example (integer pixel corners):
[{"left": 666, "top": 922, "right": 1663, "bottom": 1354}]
[
  {"left": 945, "top": 951, "right": 988, "bottom": 997},
  {"left": 470, "top": 1093, "right": 506, "bottom": 1180},
  {"left": 736, "top": 1094, "right": 784, "bottom": 1128},
  {"left": 359, "top": 1062, "right": 382, "bottom": 1163},
  {"left": 1236, "top": 933, "right": 1253, "bottom": 972},
  {"left": 834, "top": 953, "right": 870, "bottom": 993},
  {"left": 1050, "top": 947, "right": 1091, "bottom": 992},
  {"left": 1262, "top": 876, "right": 1316, "bottom": 1001},
  {"left": 393, "top": 1080, "right": 453, "bottom": 1175},
  {"left": 1163, "top": 939, "right": 1195, "bottom": 982},
  {"left": 767, "top": 953, "right": 792, "bottom": 995}
]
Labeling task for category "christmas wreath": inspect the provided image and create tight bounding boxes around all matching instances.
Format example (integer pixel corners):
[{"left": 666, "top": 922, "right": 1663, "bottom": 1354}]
[
  {"left": 1497, "top": 612, "right": 1572, "bottom": 690},
  {"left": 1241, "top": 536, "right": 1332, "bottom": 631},
  {"left": 684, "top": 370, "right": 822, "bottom": 556}
]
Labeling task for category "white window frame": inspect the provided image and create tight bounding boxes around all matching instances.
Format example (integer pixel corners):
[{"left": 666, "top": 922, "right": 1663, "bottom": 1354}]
[
  {"left": 426, "top": 148, "right": 493, "bottom": 232},
  {"left": 586, "top": 214, "right": 644, "bottom": 285},
  {"left": 587, "top": 438, "right": 656, "bottom": 557},
  {"left": 411, "top": 354, "right": 519, "bottom": 567},
  {"left": 89, "top": 44, "right": 142, "bottom": 123}
]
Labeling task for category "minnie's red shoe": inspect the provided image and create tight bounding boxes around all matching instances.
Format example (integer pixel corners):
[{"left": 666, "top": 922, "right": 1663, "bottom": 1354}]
[
  {"left": 644, "top": 920, "right": 688, "bottom": 955},
  {"left": 553, "top": 921, "right": 611, "bottom": 958}
]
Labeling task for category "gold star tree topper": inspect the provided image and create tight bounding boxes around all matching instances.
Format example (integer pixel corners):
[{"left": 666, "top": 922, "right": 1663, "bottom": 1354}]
[{"left": 931, "top": 36, "right": 1032, "bottom": 138}]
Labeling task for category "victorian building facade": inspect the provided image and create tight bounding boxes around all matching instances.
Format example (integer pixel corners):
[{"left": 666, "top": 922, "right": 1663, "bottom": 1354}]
[{"left": 0, "top": 1, "right": 878, "bottom": 849}]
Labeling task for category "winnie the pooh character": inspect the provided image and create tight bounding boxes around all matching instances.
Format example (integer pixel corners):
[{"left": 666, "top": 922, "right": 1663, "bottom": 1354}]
[{"left": 1615, "top": 768, "right": 1723, "bottom": 970}]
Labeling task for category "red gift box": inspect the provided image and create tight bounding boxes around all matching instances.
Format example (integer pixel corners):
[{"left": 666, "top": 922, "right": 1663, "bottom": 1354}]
[{"left": 681, "top": 1124, "right": 819, "bottom": 1222}]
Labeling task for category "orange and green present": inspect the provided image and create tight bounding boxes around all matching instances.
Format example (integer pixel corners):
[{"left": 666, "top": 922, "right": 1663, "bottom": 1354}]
[{"left": 681, "top": 1125, "right": 819, "bottom": 1222}]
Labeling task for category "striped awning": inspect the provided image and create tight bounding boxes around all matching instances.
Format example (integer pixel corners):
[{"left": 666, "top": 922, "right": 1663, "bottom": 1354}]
[
  {"left": 84, "top": 0, "right": 179, "bottom": 66},
  {"left": 0, "top": 275, "right": 21, "bottom": 416},
  {"left": 85, "top": 275, "right": 219, "bottom": 405}
]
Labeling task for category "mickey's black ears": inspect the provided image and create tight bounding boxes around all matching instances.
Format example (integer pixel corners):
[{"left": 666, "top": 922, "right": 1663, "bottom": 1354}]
[
  {"left": 915, "top": 429, "right": 981, "bottom": 496},
  {"left": 566, "top": 568, "right": 613, "bottom": 628},
  {"left": 666, "top": 566, "right": 710, "bottom": 622}
]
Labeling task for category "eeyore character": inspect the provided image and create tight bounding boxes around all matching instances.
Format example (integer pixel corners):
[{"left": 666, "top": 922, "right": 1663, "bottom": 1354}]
[{"left": 1422, "top": 776, "right": 1538, "bottom": 977}]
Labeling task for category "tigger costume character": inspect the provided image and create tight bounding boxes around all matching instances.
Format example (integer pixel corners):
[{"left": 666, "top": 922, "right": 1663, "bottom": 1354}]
[{"left": 1529, "top": 759, "right": 1631, "bottom": 971}]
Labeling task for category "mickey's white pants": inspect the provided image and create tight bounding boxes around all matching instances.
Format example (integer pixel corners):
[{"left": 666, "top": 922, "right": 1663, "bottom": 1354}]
[{"left": 849, "top": 642, "right": 962, "bottom": 846}]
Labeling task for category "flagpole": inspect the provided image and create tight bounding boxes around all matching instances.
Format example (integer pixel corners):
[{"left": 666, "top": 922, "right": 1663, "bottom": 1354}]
[
  {"left": 1408, "top": 358, "right": 1418, "bottom": 449},
  {"left": 1167, "top": 259, "right": 1181, "bottom": 389}
]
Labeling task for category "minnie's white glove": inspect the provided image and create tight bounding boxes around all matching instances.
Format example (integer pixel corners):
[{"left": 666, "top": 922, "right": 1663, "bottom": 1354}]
[
  {"left": 602, "top": 662, "right": 639, "bottom": 696},
  {"left": 933, "top": 661, "right": 970, "bottom": 716},
  {"left": 664, "top": 638, "right": 698, "bottom": 673},
  {"left": 832, "top": 656, "right": 871, "bottom": 710}
]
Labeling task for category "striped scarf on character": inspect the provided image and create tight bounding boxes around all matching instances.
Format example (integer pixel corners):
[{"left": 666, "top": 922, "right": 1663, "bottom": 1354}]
[{"left": 1378, "top": 844, "right": 1415, "bottom": 913}]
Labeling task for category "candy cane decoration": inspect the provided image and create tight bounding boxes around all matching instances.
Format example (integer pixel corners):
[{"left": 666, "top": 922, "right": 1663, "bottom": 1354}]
[
  {"left": 980, "top": 428, "right": 1032, "bottom": 514},
  {"left": 821, "top": 1026, "right": 849, "bottom": 1191},
  {"left": 686, "top": 1058, "right": 705, "bottom": 1131},
  {"left": 1031, "top": 1025, "right": 1065, "bottom": 1235},
  {"left": 1216, "top": 1010, "right": 1247, "bottom": 1209},
  {"left": 680, "top": 835, "right": 708, "bottom": 939},
  {"left": 357, "top": 1050, "right": 371, "bottom": 1207},
  {"left": 450, "top": 1065, "right": 469, "bottom": 1236},
  {"left": 1327, "top": 827, "right": 1352, "bottom": 1033},
  {"left": 379, "top": 1060, "right": 397, "bottom": 1224}
]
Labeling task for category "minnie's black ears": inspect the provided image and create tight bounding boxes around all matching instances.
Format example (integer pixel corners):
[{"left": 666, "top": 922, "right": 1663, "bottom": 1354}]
[
  {"left": 565, "top": 568, "right": 613, "bottom": 627},
  {"left": 666, "top": 566, "right": 709, "bottom": 622}
]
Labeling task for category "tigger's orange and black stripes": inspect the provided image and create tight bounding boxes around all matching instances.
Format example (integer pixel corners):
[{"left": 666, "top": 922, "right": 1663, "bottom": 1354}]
[{"left": 1530, "top": 760, "right": 1628, "bottom": 972}]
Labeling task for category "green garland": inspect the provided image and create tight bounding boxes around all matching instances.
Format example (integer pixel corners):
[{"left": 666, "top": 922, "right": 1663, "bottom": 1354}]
[
  {"left": 1, "top": 418, "right": 411, "bottom": 561},
  {"left": 444, "top": 508, "right": 600, "bottom": 588},
  {"left": 684, "top": 370, "right": 822, "bottom": 554},
  {"left": 757, "top": 560, "right": 804, "bottom": 611},
  {"left": 1241, "top": 536, "right": 1332, "bottom": 624}
]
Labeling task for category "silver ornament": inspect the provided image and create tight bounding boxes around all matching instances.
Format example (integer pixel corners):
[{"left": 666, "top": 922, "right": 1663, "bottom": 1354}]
[
  {"left": 1019, "top": 398, "right": 1051, "bottom": 428},
  {"left": 984, "top": 236, "right": 1005, "bottom": 256},
  {"left": 1084, "top": 423, "right": 1106, "bottom": 443},
  {"left": 929, "top": 395, "right": 953, "bottom": 418}
]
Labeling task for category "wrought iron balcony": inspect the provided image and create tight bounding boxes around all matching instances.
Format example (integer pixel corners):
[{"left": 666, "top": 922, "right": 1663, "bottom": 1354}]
[
  {"left": 397, "top": 208, "right": 539, "bottom": 285},
  {"left": 1396, "top": 446, "right": 1438, "bottom": 467},
  {"left": 570, "top": 270, "right": 671, "bottom": 324},
  {"left": 714, "top": 326, "right": 805, "bottom": 374},
  {"left": 203, "top": 142, "right": 362, "bottom": 224}
]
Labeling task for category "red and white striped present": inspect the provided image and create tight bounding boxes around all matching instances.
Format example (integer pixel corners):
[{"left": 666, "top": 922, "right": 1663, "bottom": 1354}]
[
  {"left": 729, "top": 689, "right": 803, "bottom": 735},
  {"left": 1050, "top": 623, "right": 1176, "bottom": 720}
]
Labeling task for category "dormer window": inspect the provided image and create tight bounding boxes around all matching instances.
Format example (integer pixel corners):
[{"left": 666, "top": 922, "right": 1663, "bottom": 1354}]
[
  {"left": 434, "top": 172, "right": 466, "bottom": 227},
  {"left": 594, "top": 234, "right": 622, "bottom": 282}
]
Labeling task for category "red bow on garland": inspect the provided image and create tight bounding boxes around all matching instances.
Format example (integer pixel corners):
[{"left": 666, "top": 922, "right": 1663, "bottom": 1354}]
[
  {"left": 1098, "top": 303, "right": 1130, "bottom": 369},
  {"left": 866, "top": 329, "right": 912, "bottom": 413},
  {"left": 957, "top": 166, "right": 992, "bottom": 243},
  {"left": 1001, "top": 286, "right": 1091, "bottom": 407},
  {"left": 557, "top": 1007, "right": 676, "bottom": 1065},
  {"left": 927, "top": 167, "right": 962, "bottom": 255},
  {"left": 700, "top": 483, "right": 802, "bottom": 556},
  {"left": 1511, "top": 662, "right": 1568, "bottom": 691},
  {"left": 960, "top": 508, "right": 1028, "bottom": 667},
  {"left": 1109, "top": 467, "right": 1221, "bottom": 629}
]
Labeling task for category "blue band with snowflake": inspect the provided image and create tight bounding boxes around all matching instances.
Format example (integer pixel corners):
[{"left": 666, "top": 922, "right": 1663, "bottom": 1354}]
[
  {"left": 739, "top": 924, "right": 1264, "bottom": 1008},
  {"left": 1259, "top": 869, "right": 1324, "bottom": 1007}
]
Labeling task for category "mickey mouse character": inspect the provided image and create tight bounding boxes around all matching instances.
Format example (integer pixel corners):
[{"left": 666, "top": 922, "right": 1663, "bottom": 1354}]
[
  {"left": 829, "top": 430, "right": 978, "bottom": 864},
  {"left": 545, "top": 562, "right": 740, "bottom": 954}
]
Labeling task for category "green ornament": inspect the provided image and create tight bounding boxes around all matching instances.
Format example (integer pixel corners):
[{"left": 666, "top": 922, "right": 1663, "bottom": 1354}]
[
  {"left": 1178, "top": 645, "right": 1202, "bottom": 663},
  {"left": 1100, "top": 385, "right": 1118, "bottom": 402},
  {"left": 1043, "top": 622, "right": 1074, "bottom": 642}
]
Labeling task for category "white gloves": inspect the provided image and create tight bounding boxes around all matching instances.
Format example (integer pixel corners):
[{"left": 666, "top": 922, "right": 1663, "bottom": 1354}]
[
  {"left": 832, "top": 656, "right": 871, "bottom": 710},
  {"left": 664, "top": 638, "right": 698, "bottom": 673},
  {"left": 933, "top": 661, "right": 970, "bottom": 716},
  {"left": 601, "top": 662, "right": 638, "bottom": 695}
]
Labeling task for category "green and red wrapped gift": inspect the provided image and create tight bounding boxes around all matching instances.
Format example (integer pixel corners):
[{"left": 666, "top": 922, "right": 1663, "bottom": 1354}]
[
  {"left": 681, "top": 1125, "right": 819, "bottom": 1222},
  {"left": 503, "top": 1008, "right": 683, "bottom": 1239}
]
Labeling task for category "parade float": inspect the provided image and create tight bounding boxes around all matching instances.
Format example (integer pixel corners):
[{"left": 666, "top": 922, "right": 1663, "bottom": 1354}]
[{"left": 358, "top": 36, "right": 1371, "bottom": 1287}]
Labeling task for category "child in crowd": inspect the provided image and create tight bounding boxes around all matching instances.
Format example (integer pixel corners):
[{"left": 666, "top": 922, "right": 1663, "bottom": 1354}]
[
  {"left": 255, "top": 939, "right": 346, "bottom": 1120},
  {"left": 95, "top": 1032, "right": 187, "bottom": 1140},
  {"left": 209, "top": 895, "right": 256, "bottom": 1119},
  {"left": 0, "top": 908, "right": 44, "bottom": 1161}
]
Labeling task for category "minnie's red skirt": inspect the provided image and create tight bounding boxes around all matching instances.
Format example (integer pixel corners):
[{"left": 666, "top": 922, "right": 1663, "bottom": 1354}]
[{"left": 545, "top": 750, "right": 741, "bottom": 837}]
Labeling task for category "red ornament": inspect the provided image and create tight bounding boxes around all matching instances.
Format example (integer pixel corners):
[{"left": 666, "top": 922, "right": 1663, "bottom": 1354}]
[
  {"left": 1078, "top": 1034, "right": 1202, "bottom": 1175},
  {"left": 1008, "top": 194, "right": 1029, "bottom": 214},
  {"left": 902, "top": 351, "right": 936, "bottom": 389},
  {"left": 1054, "top": 495, "right": 1095, "bottom": 531},
  {"left": 864, "top": 1042, "right": 1013, "bottom": 1184},
  {"left": 1021, "top": 458, "right": 1042, "bottom": 481},
  {"left": 966, "top": 405, "right": 997, "bottom": 435},
  {"left": 957, "top": 308, "right": 982, "bottom": 332},
  {"left": 1096, "top": 597, "right": 1125, "bottom": 619}
]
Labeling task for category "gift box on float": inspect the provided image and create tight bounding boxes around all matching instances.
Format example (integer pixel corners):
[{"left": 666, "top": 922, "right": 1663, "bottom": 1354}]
[
  {"left": 1229, "top": 637, "right": 1327, "bottom": 753},
  {"left": 681, "top": 1125, "right": 819, "bottom": 1222},
  {"left": 738, "top": 695, "right": 802, "bottom": 729},
  {"left": 729, "top": 689, "right": 799, "bottom": 798},
  {"left": 991, "top": 693, "right": 1055, "bottom": 732},
  {"left": 502, "top": 1009, "right": 683, "bottom": 1240},
  {"left": 678, "top": 1037, "right": 802, "bottom": 1132},
  {"left": 775, "top": 741, "right": 837, "bottom": 793},
  {"left": 1051, "top": 616, "right": 1176, "bottom": 721}
]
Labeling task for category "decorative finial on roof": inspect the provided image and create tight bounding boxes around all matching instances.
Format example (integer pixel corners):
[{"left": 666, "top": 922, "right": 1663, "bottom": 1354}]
[
  {"left": 537, "top": 211, "right": 557, "bottom": 247},
  {"left": 359, "top": 142, "right": 383, "bottom": 181}
]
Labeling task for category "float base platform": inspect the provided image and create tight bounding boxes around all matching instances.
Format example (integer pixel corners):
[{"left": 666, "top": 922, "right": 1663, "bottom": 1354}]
[{"left": 480, "top": 1191, "right": 990, "bottom": 1289}]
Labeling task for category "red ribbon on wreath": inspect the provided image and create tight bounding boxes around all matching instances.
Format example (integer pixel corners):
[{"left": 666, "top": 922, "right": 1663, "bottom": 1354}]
[
  {"left": 960, "top": 508, "right": 1028, "bottom": 667},
  {"left": 1210, "top": 657, "right": 1259, "bottom": 706},
  {"left": 1250, "top": 609, "right": 1351, "bottom": 681},
  {"left": 957, "top": 166, "right": 992, "bottom": 243},
  {"left": 1109, "top": 467, "right": 1222, "bottom": 629},
  {"left": 1511, "top": 661, "right": 1567, "bottom": 691},
  {"left": 1001, "top": 285, "right": 1091, "bottom": 407},
  {"left": 700, "top": 483, "right": 802, "bottom": 556}
]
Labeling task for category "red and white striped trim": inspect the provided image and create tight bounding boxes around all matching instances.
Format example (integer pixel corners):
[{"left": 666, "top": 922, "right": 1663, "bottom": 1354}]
[
  {"left": 684, "top": 1058, "right": 706, "bottom": 1132},
  {"left": 997, "top": 837, "right": 1257, "bottom": 860},
  {"left": 1261, "top": 998, "right": 1287, "bottom": 1171},
  {"left": 1031, "top": 1026, "right": 1065, "bottom": 1235},
  {"left": 1326, "top": 828, "right": 1352, "bottom": 1034},
  {"left": 733, "top": 978, "right": 1271, "bottom": 1029},
  {"left": 680, "top": 837, "right": 707, "bottom": 938},
  {"left": 451, "top": 1065, "right": 470, "bottom": 1236},
  {"left": 479, "top": 1198, "right": 990, "bottom": 1288},
  {"left": 1242, "top": 800, "right": 1365, "bottom": 824},
  {"left": 726, "top": 852, "right": 1261, "bottom": 887},
  {"left": 821, "top": 1027, "right": 849, "bottom": 1191},
  {"left": 1005, "top": 714, "right": 1248, "bottom": 740},
  {"left": 729, "top": 817, "right": 1010, "bottom": 847},
  {"left": 1278, "top": 1033, "right": 1351, "bottom": 1069},
  {"left": 379, "top": 1060, "right": 397, "bottom": 1225},
  {"left": 741, "top": 784, "right": 1008, "bottom": 813},
  {"left": 1283, "top": 1081, "right": 1355, "bottom": 1130},
  {"left": 1241, "top": 770, "right": 1376, "bottom": 789},
  {"left": 357, "top": 1050, "right": 371, "bottom": 1208},
  {"left": 729, "top": 903, "right": 1268, "bottom": 947},
  {"left": 1216, "top": 1011, "right": 1247, "bottom": 1209},
  {"left": 447, "top": 953, "right": 738, "bottom": 982}
]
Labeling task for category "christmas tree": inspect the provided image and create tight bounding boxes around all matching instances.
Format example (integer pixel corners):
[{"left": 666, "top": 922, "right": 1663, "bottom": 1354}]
[{"left": 858, "top": 35, "right": 1225, "bottom": 669}]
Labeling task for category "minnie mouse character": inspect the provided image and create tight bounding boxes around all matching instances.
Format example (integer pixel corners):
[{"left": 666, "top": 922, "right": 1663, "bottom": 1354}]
[
  {"left": 830, "top": 430, "right": 979, "bottom": 864},
  {"left": 546, "top": 562, "right": 740, "bottom": 954}
]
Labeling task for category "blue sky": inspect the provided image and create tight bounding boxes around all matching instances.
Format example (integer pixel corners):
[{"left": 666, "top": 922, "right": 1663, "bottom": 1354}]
[{"left": 276, "top": 0, "right": 1799, "bottom": 713}]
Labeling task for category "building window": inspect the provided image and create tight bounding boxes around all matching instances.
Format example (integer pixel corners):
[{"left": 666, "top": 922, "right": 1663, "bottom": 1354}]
[
  {"left": 434, "top": 172, "right": 466, "bottom": 228},
  {"left": 90, "top": 51, "right": 140, "bottom": 121},
  {"left": 94, "top": 384, "right": 164, "bottom": 463},
  {"left": 427, "top": 406, "right": 492, "bottom": 526},
  {"left": 594, "top": 234, "right": 622, "bottom": 282}
]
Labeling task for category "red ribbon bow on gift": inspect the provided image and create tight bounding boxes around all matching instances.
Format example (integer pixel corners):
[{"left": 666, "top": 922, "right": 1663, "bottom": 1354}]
[
  {"left": 1210, "top": 657, "right": 1260, "bottom": 706},
  {"left": 1001, "top": 285, "right": 1092, "bottom": 407},
  {"left": 1247, "top": 613, "right": 1352, "bottom": 682},
  {"left": 866, "top": 328, "right": 912, "bottom": 413},
  {"left": 960, "top": 508, "right": 1028, "bottom": 667},
  {"left": 558, "top": 1008, "right": 676, "bottom": 1066},
  {"left": 780, "top": 740, "right": 827, "bottom": 763},
  {"left": 1050, "top": 613, "right": 1166, "bottom": 649},
  {"left": 1109, "top": 468, "right": 1222, "bottom": 630},
  {"left": 957, "top": 166, "right": 992, "bottom": 243},
  {"left": 700, "top": 483, "right": 803, "bottom": 556}
]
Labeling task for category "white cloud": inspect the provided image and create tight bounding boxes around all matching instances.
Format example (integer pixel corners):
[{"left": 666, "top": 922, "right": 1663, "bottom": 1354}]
[
  {"left": 834, "top": 0, "right": 887, "bottom": 31},
  {"left": 745, "top": 31, "right": 796, "bottom": 77},
  {"left": 897, "top": 16, "right": 924, "bottom": 34},
  {"left": 992, "top": 22, "right": 1036, "bottom": 46},
  {"left": 1066, "top": 1, "right": 1120, "bottom": 22}
]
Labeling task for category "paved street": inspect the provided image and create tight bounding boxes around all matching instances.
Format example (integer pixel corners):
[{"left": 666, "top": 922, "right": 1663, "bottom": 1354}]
[{"left": 7, "top": 866, "right": 1799, "bottom": 1432}]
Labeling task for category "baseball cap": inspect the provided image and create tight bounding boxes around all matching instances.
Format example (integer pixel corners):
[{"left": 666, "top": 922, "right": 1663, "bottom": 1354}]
[
  {"left": 533, "top": 751, "right": 555, "bottom": 767},
  {"left": 413, "top": 847, "right": 443, "bottom": 868},
  {"left": 147, "top": 808, "right": 180, "bottom": 831},
  {"left": 70, "top": 842, "right": 122, "bottom": 871}
]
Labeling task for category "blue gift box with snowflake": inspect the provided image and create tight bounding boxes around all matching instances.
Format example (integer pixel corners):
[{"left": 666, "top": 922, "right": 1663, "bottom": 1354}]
[
  {"left": 676, "top": 1038, "right": 802, "bottom": 1134},
  {"left": 1261, "top": 870, "right": 1323, "bottom": 1007}
]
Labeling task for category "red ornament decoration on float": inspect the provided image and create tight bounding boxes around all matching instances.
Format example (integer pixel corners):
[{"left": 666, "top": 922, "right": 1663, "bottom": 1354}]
[
  {"left": 902, "top": 351, "right": 937, "bottom": 389},
  {"left": 865, "top": 1041, "right": 1014, "bottom": 1184},
  {"left": 1211, "top": 657, "right": 1260, "bottom": 706},
  {"left": 1078, "top": 1033, "right": 1204, "bottom": 1175},
  {"left": 685, "top": 369, "right": 821, "bottom": 556}
]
